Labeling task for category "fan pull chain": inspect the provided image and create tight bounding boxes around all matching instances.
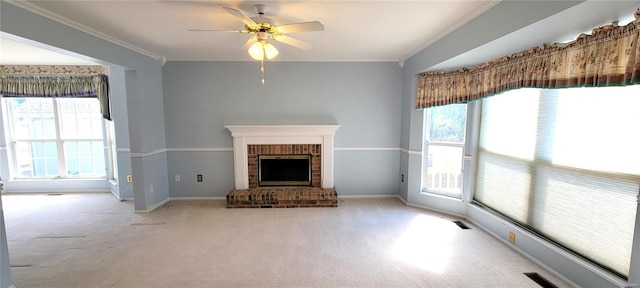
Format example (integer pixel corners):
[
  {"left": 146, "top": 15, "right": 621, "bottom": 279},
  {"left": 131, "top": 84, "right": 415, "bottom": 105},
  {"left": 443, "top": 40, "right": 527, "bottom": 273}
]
[{"left": 260, "top": 58, "right": 265, "bottom": 85}]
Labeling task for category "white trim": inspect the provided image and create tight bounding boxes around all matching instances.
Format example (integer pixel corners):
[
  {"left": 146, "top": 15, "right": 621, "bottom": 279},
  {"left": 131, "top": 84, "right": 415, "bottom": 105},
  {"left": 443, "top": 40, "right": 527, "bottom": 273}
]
[
  {"left": 400, "top": 148, "right": 423, "bottom": 156},
  {"left": 466, "top": 215, "right": 582, "bottom": 288},
  {"left": 335, "top": 147, "right": 400, "bottom": 151},
  {"left": 1, "top": 190, "right": 110, "bottom": 194},
  {"left": 169, "top": 196, "right": 226, "bottom": 201},
  {"left": 166, "top": 147, "right": 233, "bottom": 152},
  {"left": 6, "top": 1, "right": 163, "bottom": 61},
  {"left": 127, "top": 146, "right": 423, "bottom": 159},
  {"left": 338, "top": 194, "right": 400, "bottom": 199},
  {"left": 225, "top": 125, "right": 340, "bottom": 190},
  {"left": 398, "top": 0, "right": 500, "bottom": 64},
  {"left": 116, "top": 148, "right": 130, "bottom": 153},
  {"left": 395, "top": 194, "right": 409, "bottom": 205},
  {"left": 136, "top": 197, "right": 170, "bottom": 213},
  {"left": 467, "top": 204, "right": 624, "bottom": 287},
  {"left": 129, "top": 149, "right": 165, "bottom": 158}
]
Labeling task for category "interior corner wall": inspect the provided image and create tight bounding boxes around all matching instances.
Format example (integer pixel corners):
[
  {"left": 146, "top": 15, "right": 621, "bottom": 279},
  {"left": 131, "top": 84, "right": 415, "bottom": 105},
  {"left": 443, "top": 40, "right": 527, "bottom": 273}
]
[
  {"left": 161, "top": 61, "right": 402, "bottom": 197},
  {"left": 107, "top": 68, "right": 133, "bottom": 199},
  {"left": 0, "top": 2, "right": 170, "bottom": 210}
]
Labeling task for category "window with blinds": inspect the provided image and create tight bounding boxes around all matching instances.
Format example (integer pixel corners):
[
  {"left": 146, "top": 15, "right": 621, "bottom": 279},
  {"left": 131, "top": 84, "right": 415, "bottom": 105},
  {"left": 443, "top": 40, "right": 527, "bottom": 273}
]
[{"left": 474, "top": 87, "right": 640, "bottom": 278}]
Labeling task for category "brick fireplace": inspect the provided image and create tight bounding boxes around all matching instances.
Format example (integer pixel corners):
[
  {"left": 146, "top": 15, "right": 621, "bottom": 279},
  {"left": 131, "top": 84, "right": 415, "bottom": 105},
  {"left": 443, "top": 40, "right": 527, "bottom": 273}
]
[
  {"left": 225, "top": 125, "right": 340, "bottom": 189},
  {"left": 225, "top": 125, "right": 340, "bottom": 208},
  {"left": 248, "top": 144, "right": 321, "bottom": 188}
]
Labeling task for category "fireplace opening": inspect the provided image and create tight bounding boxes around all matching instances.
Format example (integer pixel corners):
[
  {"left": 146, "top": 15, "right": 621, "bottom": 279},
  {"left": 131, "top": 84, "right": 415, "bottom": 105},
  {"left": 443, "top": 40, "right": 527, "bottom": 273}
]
[{"left": 259, "top": 154, "right": 311, "bottom": 186}]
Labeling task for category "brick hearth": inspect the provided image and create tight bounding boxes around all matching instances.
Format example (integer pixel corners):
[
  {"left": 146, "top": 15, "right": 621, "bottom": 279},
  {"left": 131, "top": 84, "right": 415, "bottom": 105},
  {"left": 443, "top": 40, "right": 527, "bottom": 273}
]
[{"left": 227, "top": 187, "right": 338, "bottom": 208}]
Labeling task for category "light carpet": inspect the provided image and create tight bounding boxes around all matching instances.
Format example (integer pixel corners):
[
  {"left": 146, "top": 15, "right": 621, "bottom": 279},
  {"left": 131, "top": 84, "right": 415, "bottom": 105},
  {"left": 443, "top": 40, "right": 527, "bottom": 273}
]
[{"left": 3, "top": 193, "right": 569, "bottom": 288}]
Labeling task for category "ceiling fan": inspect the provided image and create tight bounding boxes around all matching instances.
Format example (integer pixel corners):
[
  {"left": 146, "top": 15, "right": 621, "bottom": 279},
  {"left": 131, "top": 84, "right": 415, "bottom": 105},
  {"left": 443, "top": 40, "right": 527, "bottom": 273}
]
[{"left": 189, "top": 4, "right": 324, "bottom": 61}]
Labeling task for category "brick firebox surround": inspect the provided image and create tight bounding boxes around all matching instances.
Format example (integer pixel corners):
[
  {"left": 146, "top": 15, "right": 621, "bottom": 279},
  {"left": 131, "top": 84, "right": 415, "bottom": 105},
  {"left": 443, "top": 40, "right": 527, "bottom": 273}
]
[
  {"left": 225, "top": 125, "right": 340, "bottom": 208},
  {"left": 247, "top": 144, "right": 321, "bottom": 188}
]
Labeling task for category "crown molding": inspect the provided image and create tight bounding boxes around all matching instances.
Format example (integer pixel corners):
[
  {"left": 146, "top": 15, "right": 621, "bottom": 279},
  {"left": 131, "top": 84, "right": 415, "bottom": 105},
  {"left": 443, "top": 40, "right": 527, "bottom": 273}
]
[
  {"left": 398, "top": 0, "right": 500, "bottom": 65},
  {"left": 5, "top": 1, "right": 163, "bottom": 62}
]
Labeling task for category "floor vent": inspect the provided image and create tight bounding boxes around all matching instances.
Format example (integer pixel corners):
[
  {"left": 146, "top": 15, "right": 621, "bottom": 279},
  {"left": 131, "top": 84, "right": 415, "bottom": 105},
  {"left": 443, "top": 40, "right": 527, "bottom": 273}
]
[
  {"left": 524, "top": 272, "right": 558, "bottom": 288},
  {"left": 453, "top": 220, "right": 470, "bottom": 229},
  {"left": 47, "top": 193, "right": 63, "bottom": 196}
]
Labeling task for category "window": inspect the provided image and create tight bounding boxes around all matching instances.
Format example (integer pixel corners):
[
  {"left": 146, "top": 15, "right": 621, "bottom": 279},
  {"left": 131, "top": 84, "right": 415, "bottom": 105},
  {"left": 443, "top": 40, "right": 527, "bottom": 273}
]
[
  {"left": 3, "top": 98, "right": 107, "bottom": 178},
  {"left": 474, "top": 87, "right": 640, "bottom": 278},
  {"left": 422, "top": 104, "right": 467, "bottom": 198}
]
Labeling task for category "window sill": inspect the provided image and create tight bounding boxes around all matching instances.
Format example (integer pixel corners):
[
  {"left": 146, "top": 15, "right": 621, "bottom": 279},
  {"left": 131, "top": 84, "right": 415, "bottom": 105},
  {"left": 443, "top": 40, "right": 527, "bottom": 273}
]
[{"left": 420, "top": 190, "right": 463, "bottom": 201}]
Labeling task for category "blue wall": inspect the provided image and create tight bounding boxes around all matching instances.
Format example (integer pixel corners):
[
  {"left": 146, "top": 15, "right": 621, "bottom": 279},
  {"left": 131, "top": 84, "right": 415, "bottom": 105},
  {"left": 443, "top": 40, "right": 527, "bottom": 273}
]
[{"left": 161, "top": 61, "right": 403, "bottom": 197}]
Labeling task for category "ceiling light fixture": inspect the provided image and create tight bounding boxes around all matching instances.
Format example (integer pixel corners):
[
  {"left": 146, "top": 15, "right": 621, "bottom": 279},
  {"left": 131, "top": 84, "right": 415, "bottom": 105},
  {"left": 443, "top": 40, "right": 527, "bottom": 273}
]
[
  {"left": 247, "top": 32, "right": 279, "bottom": 84},
  {"left": 248, "top": 33, "right": 279, "bottom": 61},
  {"left": 189, "top": 5, "right": 324, "bottom": 84}
]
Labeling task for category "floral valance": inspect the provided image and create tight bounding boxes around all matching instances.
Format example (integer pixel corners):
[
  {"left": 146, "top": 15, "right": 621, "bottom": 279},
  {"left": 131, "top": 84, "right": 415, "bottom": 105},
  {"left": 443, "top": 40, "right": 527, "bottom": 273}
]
[
  {"left": 0, "top": 65, "right": 111, "bottom": 120},
  {"left": 416, "top": 7, "right": 640, "bottom": 109}
]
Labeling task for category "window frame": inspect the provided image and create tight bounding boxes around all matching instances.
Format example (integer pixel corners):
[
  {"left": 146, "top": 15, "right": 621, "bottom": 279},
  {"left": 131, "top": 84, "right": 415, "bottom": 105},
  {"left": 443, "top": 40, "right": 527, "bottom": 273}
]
[
  {"left": 2, "top": 97, "right": 110, "bottom": 180},
  {"left": 472, "top": 87, "right": 640, "bottom": 278},
  {"left": 421, "top": 104, "right": 467, "bottom": 198}
]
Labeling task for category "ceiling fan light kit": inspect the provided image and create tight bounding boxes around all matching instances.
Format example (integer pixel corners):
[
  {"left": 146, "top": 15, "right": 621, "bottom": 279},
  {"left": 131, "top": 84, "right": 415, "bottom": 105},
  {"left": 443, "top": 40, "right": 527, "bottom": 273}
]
[
  {"left": 189, "top": 4, "right": 324, "bottom": 84},
  {"left": 248, "top": 32, "right": 279, "bottom": 61}
]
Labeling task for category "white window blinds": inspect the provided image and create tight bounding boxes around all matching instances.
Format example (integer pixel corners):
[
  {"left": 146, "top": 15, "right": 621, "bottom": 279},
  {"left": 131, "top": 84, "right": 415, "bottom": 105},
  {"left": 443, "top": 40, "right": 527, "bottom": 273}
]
[{"left": 474, "top": 87, "right": 640, "bottom": 277}]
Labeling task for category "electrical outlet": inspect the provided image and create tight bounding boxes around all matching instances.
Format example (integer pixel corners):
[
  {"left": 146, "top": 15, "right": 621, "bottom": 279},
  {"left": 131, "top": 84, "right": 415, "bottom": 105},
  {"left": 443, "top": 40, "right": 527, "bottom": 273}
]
[
  {"left": 401, "top": 174, "right": 404, "bottom": 182},
  {"left": 197, "top": 174, "right": 203, "bottom": 182},
  {"left": 175, "top": 174, "right": 180, "bottom": 182},
  {"left": 149, "top": 185, "right": 154, "bottom": 193},
  {"left": 509, "top": 232, "right": 516, "bottom": 244},
  {"left": 126, "top": 175, "right": 132, "bottom": 182}
]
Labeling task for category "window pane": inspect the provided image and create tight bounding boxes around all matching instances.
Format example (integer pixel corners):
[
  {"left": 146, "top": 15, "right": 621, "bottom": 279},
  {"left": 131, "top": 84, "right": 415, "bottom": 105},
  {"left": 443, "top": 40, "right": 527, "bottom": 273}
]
[
  {"left": 44, "top": 142, "right": 57, "bottom": 158},
  {"left": 33, "top": 159, "right": 45, "bottom": 176},
  {"left": 425, "top": 145, "right": 463, "bottom": 196},
  {"left": 553, "top": 86, "right": 640, "bottom": 175},
  {"left": 428, "top": 104, "right": 467, "bottom": 143},
  {"left": 10, "top": 98, "right": 56, "bottom": 139},
  {"left": 423, "top": 104, "right": 467, "bottom": 198},
  {"left": 59, "top": 98, "right": 103, "bottom": 139},
  {"left": 475, "top": 87, "right": 639, "bottom": 277},
  {"left": 4, "top": 97, "right": 107, "bottom": 179},
  {"left": 46, "top": 159, "right": 59, "bottom": 176},
  {"left": 479, "top": 89, "right": 539, "bottom": 160},
  {"left": 63, "top": 141, "right": 106, "bottom": 177},
  {"left": 14, "top": 142, "right": 33, "bottom": 177}
]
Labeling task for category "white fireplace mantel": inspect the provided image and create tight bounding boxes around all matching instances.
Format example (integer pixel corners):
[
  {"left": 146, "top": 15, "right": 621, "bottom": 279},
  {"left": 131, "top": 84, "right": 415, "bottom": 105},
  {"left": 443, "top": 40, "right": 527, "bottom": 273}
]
[{"left": 225, "top": 125, "right": 340, "bottom": 189}]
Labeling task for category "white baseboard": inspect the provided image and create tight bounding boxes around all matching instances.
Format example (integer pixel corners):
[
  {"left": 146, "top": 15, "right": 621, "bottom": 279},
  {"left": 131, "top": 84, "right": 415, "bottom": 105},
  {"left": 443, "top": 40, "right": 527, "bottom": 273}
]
[
  {"left": 338, "top": 194, "right": 399, "bottom": 199},
  {"left": 401, "top": 200, "right": 466, "bottom": 219},
  {"left": 169, "top": 196, "right": 226, "bottom": 201},
  {"left": 136, "top": 197, "right": 170, "bottom": 213},
  {"left": 465, "top": 216, "right": 581, "bottom": 288},
  {"left": 2, "top": 190, "right": 111, "bottom": 194}
]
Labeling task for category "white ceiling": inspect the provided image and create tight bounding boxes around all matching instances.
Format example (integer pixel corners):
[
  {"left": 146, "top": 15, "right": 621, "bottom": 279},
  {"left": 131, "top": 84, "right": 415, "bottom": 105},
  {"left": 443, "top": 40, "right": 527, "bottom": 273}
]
[
  {"left": 1, "top": 0, "right": 499, "bottom": 64},
  {"left": 0, "top": 37, "right": 100, "bottom": 65}
]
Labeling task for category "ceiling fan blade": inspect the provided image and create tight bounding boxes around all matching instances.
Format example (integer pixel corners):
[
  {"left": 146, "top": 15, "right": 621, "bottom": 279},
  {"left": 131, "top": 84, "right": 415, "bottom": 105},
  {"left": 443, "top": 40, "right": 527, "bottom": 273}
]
[
  {"left": 273, "top": 35, "right": 311, "bottom": 50},
  {"left": 276, "top": 21, "right": 324, "bottom": 34},
  {"left": 223, "top": 7, "right": 257, "bottom": 27}
]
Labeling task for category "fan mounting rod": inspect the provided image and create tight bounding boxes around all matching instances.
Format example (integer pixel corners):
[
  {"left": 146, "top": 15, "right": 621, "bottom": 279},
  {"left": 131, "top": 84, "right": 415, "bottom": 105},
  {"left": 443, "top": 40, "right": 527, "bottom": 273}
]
[{"left": 254, "top": 4, "right": 267, "bottom": 16}]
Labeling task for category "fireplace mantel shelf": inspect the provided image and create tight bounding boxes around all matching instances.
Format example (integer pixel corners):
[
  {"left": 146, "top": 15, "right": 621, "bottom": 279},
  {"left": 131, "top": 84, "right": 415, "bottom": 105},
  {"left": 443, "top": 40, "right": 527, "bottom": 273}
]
[
  {"left": 225, "top": 125, "right": 340, "bottom": 137},
  {"left": 225, "top": 125, "right": 340, "bottom": 190}
]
